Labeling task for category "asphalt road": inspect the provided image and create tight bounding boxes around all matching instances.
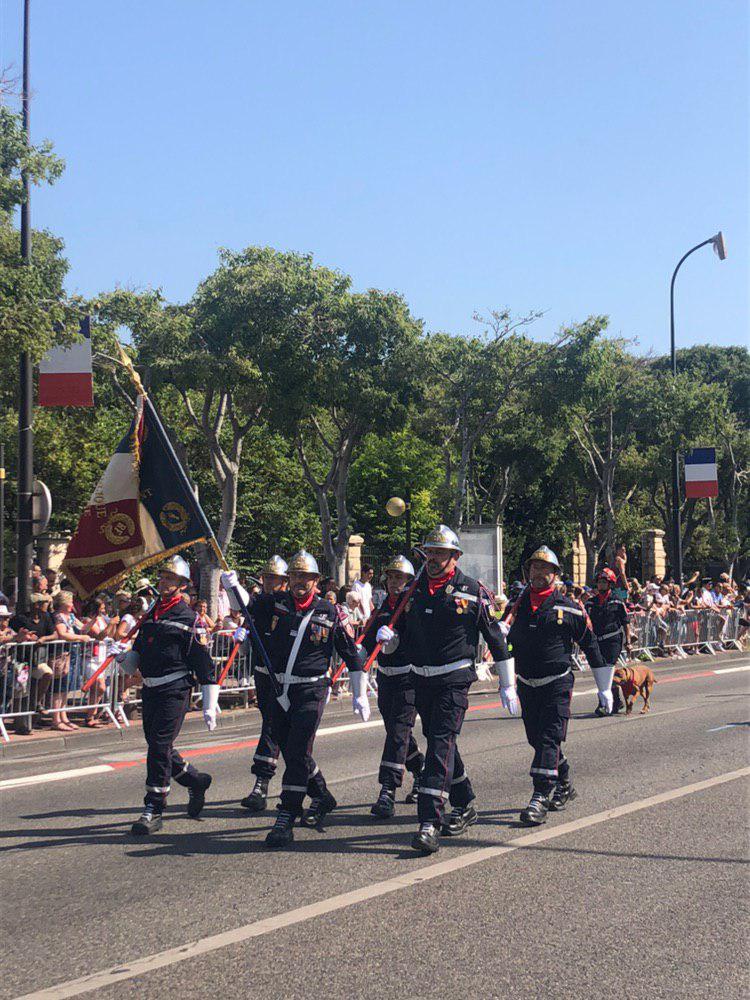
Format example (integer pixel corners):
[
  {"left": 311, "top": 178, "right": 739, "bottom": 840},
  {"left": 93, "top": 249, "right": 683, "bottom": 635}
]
[{"left": 1, "top": 655, "right": 748, "bottom": 1000}]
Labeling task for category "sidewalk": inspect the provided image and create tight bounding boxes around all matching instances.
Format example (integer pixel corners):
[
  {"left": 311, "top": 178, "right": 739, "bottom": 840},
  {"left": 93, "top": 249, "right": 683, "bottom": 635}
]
[{"left": 1, "top": 649, "right": 746, "bottom": 761}]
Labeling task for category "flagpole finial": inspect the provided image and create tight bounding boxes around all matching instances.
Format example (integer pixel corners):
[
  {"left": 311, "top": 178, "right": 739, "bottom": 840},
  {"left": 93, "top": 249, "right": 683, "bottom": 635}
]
[{"left": 116, "top": 342, "right": 146, "bottom": 395}]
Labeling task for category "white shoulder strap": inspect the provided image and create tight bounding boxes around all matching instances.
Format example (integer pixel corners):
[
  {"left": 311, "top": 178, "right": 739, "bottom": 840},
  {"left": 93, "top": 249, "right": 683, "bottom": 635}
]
[{"left": 279, "top": 608, "right": 315, "bottom": 707}]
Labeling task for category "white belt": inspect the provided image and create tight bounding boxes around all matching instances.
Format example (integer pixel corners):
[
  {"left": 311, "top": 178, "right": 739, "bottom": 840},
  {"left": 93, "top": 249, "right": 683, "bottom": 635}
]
[
  {"left": 255, "top": 665, "right": 328, "bottom": 684},
  {"left": 596, "top": 629, "right": 622, "bottom": 641},
  {"left": 142, "top": 669, "right": 189, "bottom": 688},
  {"left": 517, "top": 667, "right": 572, "bottom": 688},
  {"left": 411, "top": 659, "right": 472, "bottom": 677},
  {"left": 377, "top": 664, "right": 413, "bottom": 677}
]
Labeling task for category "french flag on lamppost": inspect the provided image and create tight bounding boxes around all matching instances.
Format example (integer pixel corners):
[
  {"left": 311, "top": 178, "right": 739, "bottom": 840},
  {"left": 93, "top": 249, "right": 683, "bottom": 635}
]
[
  {"left": 38, "top": 316, "right": 94, "bottom": 407},
  {"left": 684, "top": 447, "right": 718, "bottom": 499}
]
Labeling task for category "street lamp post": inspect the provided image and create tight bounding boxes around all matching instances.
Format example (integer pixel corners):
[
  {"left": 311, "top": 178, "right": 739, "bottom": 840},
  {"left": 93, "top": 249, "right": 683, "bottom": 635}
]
[
  {"left": 385, "top": 491, "right": 412, "bottom": 552},
  {"left": 669, "top": 231, "right": 727, "bottom": 586},
  {"left": 16, "top": 0, "right": 34, "bottom": 613}
]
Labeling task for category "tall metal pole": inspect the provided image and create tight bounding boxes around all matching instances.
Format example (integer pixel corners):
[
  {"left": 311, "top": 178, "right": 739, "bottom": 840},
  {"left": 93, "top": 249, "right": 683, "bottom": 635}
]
[
  {"left": 405, "top": 487, "right": 412, "bottom": 554},
  {"left": 669, "top": 235, "right": 720, "bottom": 588},
  {"left": 16, "top": 0, "right": 33, "bottom": 613},
  {"left": 0, "top": 443, "right": 5, "bottom": 592}
]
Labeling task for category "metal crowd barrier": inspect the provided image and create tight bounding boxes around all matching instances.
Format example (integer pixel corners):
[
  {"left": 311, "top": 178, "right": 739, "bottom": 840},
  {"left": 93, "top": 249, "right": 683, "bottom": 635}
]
[{"left": 0, "top": 608, "right": 745, "bottom": 741}]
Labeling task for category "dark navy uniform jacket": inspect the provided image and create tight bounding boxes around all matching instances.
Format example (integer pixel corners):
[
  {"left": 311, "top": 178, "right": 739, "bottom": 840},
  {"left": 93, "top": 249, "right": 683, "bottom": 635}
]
[
  {"left": 404, "top": 568, "right": 511, "bottom": 669},
  {"left": 133, "top": 598, "right": 215, "bottom": 685},
  {"left": 508, "top": 588, "right": 604, "bottom": 680},
  {"left": 584, "top": 594, "right": 628, "bottom": 665},
  {"left": 361, "top": 595, "right": 412, "bottom": 673},
  {"left": 247, "top": 592, "right": 365, "bottom": 680}
]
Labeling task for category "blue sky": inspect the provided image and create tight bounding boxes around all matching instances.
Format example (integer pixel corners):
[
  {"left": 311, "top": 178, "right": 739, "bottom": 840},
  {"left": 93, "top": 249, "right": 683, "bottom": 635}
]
[{"left": 2, "top": 0, "right": 747, "bottom": 354}]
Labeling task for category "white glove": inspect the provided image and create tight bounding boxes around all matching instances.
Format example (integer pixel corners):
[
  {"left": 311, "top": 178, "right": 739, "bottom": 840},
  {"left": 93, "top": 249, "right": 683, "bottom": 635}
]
[
  {"left": 233, "top": 627, "right": 248, "bottom": 643},
  {"left": 376, "top": 625, "right": 395, "bottom": 644},
  {"left": 599, "top": 689, "right": 614, "bottom": 714},
  {"left": 220, "top": 570, "right": 239, "bottom": 590},
  {"left": 499, "top": 684, "right": 520, "bottom": 716},
  {"left": 116, "top": 650, "right": 140, "bottom": 673},
  {"left": 376, "top": 624, "right": 398, "bottom": 653},
  {"left": 349, "top": 670, "right": 371, "bottom": 722},
  {"left": 221, "top": 572, "right": 250, "bottom": 611},
  {"left": 202, "top": 683, "right": 220, "bottom": 731}
]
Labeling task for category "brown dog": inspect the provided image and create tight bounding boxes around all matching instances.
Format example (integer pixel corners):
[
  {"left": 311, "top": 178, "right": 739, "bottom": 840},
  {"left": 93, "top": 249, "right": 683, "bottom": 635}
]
[{"left": 613, "top": 665, "right": 657, "bottom": 715}]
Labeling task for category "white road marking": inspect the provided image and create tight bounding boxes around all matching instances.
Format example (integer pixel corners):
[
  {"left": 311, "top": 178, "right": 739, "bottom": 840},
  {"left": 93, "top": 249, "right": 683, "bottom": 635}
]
[
  {"left": 713, "top": 665, "right": 750, "bottom": 674},
  {"left": 15, "top": 766, "right": 750, "bottom": 1000},
  {"left": 0, "top": 765, "right": 112, "bottom": 790},
  {"left": 707, "top": 723, "right": 746, "bottom": 732}
]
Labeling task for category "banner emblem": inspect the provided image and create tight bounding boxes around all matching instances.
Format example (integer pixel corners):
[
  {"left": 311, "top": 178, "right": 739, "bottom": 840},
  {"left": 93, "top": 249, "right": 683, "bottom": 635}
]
[
  {"left": 100, "top": 512, "right": 136, "bottom": 547},
  {"left": 160, "top": 501, "right": 189, "bottom": 534}
]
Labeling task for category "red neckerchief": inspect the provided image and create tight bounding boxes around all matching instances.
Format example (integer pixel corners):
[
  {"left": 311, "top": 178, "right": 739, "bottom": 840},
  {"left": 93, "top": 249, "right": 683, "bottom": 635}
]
[
  {"left": 293, "top": 589, "right": 317, "bottom": 613},
  {"left": 153, "top": 594, "right": 183, "bottom": 621},
  {"left": 427, "top": 567, "right": 456, "bottom": 596},
  {"left": 386, "top": 594, "right": 399, "bottom": 611},
  {"left": 529, "top": 585, "right": 555, "bottom": 613},
  {"left": 597, "top": 589, "right": 611, "bottom": 605}
]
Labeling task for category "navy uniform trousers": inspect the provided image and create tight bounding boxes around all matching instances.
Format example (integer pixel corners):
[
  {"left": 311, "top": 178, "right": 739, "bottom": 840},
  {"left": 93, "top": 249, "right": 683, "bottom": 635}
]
[
  {"left": 141, "top": 681, "right": 204, "bottom": 810},
  {"left": 413, "top": 671, "right": 475, "bottom": 825},
  {"left": 251, "top": 671, "right": 281, "bottom": 780},
  {"left": 517, "top": 672, "right": 574, "bottom": 794},
  {"left": 267, "top": 679, "right": 330, "bottom": 815},
  {"left": 376, "top": 671, "right": 424, "bottom": 789}
]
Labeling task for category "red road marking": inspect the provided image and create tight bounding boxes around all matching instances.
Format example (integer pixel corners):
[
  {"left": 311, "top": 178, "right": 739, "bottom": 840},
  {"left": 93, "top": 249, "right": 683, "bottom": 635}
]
[{"left": 43, "top": 667, "right": 745, "bottom": 778}]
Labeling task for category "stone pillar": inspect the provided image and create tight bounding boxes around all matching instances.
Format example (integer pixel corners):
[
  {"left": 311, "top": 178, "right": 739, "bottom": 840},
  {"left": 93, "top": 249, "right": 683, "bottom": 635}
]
[
  {"left": 36, "top": 532, "right": 71, "bottom": 575},
  {"left": 641, "top": 529, "right": 667, "bottom": 581},
  {"left": 571, "top": 533, "right": 587, "bottom": 587},
  {"left": 346, "top": 534, "right": 364, "bottom": 585}
]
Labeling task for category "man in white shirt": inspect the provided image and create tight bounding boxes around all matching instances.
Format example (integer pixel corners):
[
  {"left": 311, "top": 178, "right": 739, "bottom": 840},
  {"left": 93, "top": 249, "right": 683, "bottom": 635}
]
[{"left": 350, "top": 564, "right": 375, "bottom": 619}]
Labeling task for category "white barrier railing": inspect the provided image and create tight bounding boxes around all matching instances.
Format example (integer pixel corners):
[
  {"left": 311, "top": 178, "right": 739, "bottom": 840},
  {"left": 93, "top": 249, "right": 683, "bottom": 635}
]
[{"left": 0, "top": 608, "right": 745, "bottom": 741}]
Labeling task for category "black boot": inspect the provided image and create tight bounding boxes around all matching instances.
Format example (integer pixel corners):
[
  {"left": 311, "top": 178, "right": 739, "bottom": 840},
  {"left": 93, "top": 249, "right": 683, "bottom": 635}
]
[
  {"left": 548, "top": 780, "right": 577, "bottom": 811},
  {"left": 265, "top": 809, "right": 295, "bottom": 849},
  {"left": 301, "top": 790, "right": 337, "bottom": 827},
  {"left": 441, "top": 803, "right": 478, "bottom": 836},
  {"left": 370, "top": 786, "right": 396, "bottom": 818},
  {"left": 404, "top": 772, "right": 420, "bottom": 804},
  {"left": 519, "top": 791, "right": 550, "bottom": 826},
  {"left": 186, "top": 773, "right": 212, "bottom": 819},
  {"left": 594, "top": 704, "right": 609, "bottom": 717},
  {"left": 240, "top": 777, "right": 269, "bottom": 812},
  {"left": 411, "top": 821, "right": 440, "bottom": 854},
  {"left": 130, "top": 806, "right": 163, "bottom": 836}
]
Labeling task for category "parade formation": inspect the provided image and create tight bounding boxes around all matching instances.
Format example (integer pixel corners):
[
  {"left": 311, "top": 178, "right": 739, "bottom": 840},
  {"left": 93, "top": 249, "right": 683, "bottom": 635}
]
[{"left": 114, "top": 527, "right": 615, "bottom": 855}]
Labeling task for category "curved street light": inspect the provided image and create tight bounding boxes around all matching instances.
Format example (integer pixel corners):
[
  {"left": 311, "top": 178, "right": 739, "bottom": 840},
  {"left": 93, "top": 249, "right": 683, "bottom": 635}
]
[{"left": 670, "top": 231, "right": 727, "bottom": 586}]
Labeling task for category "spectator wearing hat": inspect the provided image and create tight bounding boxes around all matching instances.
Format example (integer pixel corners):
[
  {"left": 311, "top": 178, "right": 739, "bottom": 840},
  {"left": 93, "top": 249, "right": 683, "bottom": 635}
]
[{"left": 9, "top": 594, "right": 57, "bottom": 725}]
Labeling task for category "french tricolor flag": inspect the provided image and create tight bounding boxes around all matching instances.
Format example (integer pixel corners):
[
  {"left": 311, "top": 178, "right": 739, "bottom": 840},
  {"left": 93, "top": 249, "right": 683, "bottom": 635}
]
[
  {"left": 38, "top": 316, "right": 94, "bottom": 407},
  {"left": 684, "top": 447, "right": 718, "bottom": 499}
]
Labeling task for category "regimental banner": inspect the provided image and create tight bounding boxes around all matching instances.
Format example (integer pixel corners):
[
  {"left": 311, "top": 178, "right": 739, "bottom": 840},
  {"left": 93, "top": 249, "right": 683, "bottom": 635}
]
[
  {"left": 38, "top": 316, "right": 94, "bottom": 407},
  {"left": 61, "top": 396, "right": 207, "bottom": 597},
  {"left": 684, "top": 447, "right": 719, "bottom": 499}
]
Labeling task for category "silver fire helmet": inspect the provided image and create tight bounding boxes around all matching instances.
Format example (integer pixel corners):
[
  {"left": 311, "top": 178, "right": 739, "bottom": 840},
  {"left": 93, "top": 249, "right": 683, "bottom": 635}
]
[
  {"left": 524, "top": 546, "right": 562, "bottom": 573},
  {"left": 384, "top": 554, "right": 416, "bottom": 578},
  {"left": 261, "top": 555, "right": 289, "bottom": 579},
  {"left": 287, "top": 550, "right": 320, "bottom": 576},
  {"left": 422, "top": 524, "right": 463, "bottom": 554},
  {"left": 160, "top": 554, "right": 192, "bottom": 585}
]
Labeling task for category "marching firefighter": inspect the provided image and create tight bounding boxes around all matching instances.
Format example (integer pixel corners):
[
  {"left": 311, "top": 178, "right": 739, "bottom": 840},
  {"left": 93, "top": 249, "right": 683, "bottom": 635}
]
[
  {"left": 240, "top": 555, "right": 289, "bottom": 811},
  {"left": 221, "top": 551, "right": 367, "bottom": 849},
  {"left": 506, "top": 546, "right": 604, "bottom": 826},
  {"left": 585, "top": 567, "right": 631, "bottom": 717},
  {"left": 404, "top": 525, "right": 515, "bottom": 854},
  {"left": 125, "top": 556, "right": 219, "bottom": 835},
  {"left": 361, "top": 555, "right": 425, "bottom": 818}
]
